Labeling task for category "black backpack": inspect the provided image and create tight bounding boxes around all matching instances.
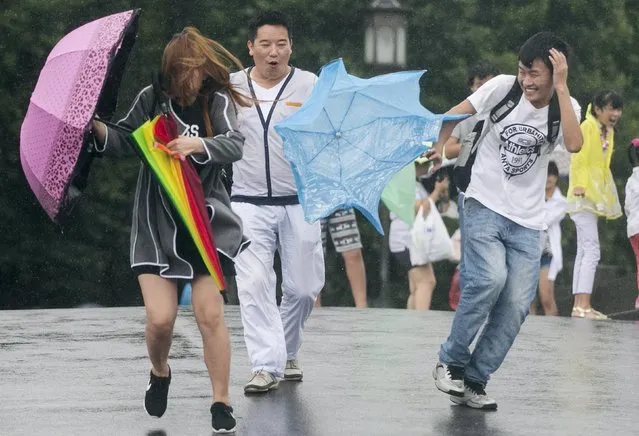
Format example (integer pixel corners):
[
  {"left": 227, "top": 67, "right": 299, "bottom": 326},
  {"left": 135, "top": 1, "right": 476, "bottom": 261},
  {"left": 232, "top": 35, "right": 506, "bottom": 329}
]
[{"left": 453, "top": 78, "right": 561, "bottom": 192}]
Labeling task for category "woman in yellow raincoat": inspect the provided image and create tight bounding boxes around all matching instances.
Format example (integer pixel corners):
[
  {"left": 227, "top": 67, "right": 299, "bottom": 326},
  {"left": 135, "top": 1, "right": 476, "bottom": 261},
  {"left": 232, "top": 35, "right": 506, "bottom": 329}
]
[{"left": 567, "top": 90, "right": 623, "bottom": 319}]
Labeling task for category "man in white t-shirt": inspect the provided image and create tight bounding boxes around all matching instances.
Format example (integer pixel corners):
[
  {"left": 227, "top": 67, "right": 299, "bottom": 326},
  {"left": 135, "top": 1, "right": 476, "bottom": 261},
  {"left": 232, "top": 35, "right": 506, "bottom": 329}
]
[
  {"left": 230, "top": 11, "right": 324, "bottom": 394},
  {"left": 428, "top": 32, "right": 583, "bottom": 409}
]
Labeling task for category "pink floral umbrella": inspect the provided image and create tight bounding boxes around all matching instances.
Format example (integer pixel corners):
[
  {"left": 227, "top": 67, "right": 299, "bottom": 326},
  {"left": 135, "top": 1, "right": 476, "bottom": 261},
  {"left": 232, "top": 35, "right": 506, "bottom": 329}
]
[{"left": 20, "top": 9, "right": 140, "bottom": 222}]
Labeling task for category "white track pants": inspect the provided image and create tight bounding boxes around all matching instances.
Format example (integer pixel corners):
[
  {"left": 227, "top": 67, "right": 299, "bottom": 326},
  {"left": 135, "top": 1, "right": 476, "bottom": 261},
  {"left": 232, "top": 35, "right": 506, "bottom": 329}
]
[
  {"left": 232, "top": 202, "right": 325, "bottom": 377},
  {"left": 570, "top": 210, "right": 600, "bottom": 295}
]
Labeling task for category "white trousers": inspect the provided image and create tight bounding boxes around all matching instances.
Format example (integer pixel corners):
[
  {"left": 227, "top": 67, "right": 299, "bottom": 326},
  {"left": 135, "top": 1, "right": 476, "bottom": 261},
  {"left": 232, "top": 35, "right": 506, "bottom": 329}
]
[
  {"left": 570, "top": 211, "right": 600, "bottom": 295},
  {"left": 232, "top": 202, "right": 325, "bottom": 377}
]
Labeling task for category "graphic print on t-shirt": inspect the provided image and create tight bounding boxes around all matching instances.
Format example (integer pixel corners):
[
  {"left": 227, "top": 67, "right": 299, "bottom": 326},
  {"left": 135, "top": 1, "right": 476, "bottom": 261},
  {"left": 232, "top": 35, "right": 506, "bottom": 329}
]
[
  {"left": 499, "top": 123, "right": 546, "bottom": 178},
  {"left": 184, "top": 124, "right": 200, "bottom": 137}
]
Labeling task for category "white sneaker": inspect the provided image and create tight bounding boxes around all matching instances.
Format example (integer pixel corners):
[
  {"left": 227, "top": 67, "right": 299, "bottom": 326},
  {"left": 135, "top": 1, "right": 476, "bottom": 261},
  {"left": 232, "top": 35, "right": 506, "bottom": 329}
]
[
  {"left": 450, "top": 383, "right": 498, "bottom": 410},
  {"left": 284, "top": 359, "right": 303, "bottom": 381},
  {"left": 433, "top": 362, "right": 465, "bottom": 396},
  {"left": 244, "top": 370, "right": 279, "bottom": 394}
]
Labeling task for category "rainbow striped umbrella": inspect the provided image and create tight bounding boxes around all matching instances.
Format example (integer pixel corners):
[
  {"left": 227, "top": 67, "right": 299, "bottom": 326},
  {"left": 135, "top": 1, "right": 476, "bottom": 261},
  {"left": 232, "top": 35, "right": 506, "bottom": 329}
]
[{"left": 130, "top": 114, "right": 225, "bottom": 290}]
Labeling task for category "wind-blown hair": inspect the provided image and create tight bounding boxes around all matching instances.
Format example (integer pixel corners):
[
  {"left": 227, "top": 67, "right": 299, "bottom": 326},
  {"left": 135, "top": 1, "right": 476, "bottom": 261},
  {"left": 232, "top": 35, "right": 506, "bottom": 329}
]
[{"left": 162, "top": 26, "right": 249, "bottom": 107}]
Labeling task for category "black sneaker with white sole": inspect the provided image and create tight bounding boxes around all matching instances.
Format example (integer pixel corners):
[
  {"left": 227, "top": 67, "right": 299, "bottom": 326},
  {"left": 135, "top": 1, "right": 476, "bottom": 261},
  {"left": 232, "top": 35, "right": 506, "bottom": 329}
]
[
  {"left": 144, "top": 367, "right": 171, "bottom": 418},
  {"left": 211, "top": 402, "right": 237, "bottom": 433}
]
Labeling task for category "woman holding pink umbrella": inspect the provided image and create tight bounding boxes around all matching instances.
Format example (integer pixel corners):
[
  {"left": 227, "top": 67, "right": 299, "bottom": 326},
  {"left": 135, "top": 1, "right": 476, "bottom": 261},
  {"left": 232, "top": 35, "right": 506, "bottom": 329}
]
[{"left": 93, "top": 27, "right": 248, "bottom": 433}]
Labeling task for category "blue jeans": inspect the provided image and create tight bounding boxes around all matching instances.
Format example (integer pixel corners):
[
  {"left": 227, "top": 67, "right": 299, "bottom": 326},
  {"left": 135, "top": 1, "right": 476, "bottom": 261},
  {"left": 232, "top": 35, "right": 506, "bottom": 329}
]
[
  {"left": 457, "top": 192, "right": 465, "bottom": 291},
  {"left": 439, "top": 198, "right": 540, "bottom": 385}
]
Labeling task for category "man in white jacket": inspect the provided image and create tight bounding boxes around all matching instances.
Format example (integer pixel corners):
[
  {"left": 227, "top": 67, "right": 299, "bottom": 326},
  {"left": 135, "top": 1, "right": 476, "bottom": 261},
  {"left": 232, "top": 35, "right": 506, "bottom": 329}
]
[{"left": 230, "top": 10, "right": 324, "bottom": 394}]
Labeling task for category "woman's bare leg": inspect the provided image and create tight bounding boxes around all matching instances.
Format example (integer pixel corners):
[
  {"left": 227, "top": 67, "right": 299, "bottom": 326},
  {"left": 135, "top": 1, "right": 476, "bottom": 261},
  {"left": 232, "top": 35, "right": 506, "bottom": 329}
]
[
  {"left": 539, "top": 268, "right": 558, "bottom": 316},
  {"left": 139, "top": 274, "right": 178, "bottom": 377},
  {"left": 191, "top": 275, "right": 231, "bottom": 405},
  {"left": 409, "top": 264, "right": 436, "bottom": 311}
]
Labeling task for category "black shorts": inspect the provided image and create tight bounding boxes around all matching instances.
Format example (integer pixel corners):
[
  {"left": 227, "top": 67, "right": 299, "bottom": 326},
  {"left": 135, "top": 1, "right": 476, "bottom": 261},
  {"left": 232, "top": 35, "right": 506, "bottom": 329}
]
[
  {"left": 132, "top": 256, "right": 235, "bottom": 278},
  {"left": 392, "top": 249, "right": 413, "bottom": 272},
  {"left": 540, "top": 252, "right": 553, "bottom": 269}
]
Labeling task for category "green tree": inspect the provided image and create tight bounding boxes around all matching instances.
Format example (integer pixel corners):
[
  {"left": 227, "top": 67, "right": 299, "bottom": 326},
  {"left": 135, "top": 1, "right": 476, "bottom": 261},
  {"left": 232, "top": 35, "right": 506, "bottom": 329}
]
[{"left": 2, "top": 0, "right": 638, "bottom": 310}]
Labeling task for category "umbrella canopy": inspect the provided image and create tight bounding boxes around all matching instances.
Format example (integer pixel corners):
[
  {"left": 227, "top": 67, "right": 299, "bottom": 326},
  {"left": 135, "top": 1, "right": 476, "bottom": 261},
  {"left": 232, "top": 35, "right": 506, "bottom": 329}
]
[
  {"left": 382, "top": 162, "right": 416, "bottom": 226},
  {"left": 130, "top": 115, "right": 226, "bottom": 291},
  {"left": 20, "top": 9, "right": 140, "bottom": 222},
  {"left": 274, "top": 58, "right": 466, "bottom": 234}
]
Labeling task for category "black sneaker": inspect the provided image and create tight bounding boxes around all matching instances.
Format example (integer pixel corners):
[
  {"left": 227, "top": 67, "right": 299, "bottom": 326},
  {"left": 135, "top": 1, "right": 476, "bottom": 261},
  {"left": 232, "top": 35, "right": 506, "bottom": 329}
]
[
  {"left": 144, "top": 367, "right": 171, "bottom": 418},
  {"left": 211, "top": 402, "right": 236, "bottom": 433}
]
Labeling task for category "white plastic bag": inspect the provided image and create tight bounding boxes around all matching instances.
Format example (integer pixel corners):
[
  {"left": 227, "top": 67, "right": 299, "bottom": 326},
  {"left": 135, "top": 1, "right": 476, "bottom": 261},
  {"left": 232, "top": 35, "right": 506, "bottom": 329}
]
[
  {"left": 409, "top": 199, "right": 453, "bottom": 266},
  {"left": 449, "top": 229, "right": 461, "bottom": 263},
  {"left": 409, "top": 205, "right": 431, "bottom": 266}
]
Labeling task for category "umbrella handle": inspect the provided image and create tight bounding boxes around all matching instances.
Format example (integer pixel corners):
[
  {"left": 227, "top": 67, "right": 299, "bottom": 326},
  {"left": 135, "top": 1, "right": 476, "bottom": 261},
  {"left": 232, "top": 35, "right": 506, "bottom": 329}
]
[
  {"left": 95, "top": 117, "right": 132, "bottom": 134},
  {"left": 153, "top": 141, "right": 183, "bottom": 160}
]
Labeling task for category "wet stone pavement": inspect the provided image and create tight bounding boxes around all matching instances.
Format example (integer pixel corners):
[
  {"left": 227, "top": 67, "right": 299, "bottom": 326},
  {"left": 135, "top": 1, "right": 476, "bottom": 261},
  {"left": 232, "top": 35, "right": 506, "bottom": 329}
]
[{"left": 0, "top": 306, "right": 637, "bottom": 436}]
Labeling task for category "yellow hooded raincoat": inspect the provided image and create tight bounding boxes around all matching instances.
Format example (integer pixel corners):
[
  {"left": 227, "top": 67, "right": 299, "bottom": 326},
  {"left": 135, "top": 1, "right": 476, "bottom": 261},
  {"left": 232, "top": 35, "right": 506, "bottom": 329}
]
[{"left": 567, "top": 104, "right": 622, "bottom": 219}]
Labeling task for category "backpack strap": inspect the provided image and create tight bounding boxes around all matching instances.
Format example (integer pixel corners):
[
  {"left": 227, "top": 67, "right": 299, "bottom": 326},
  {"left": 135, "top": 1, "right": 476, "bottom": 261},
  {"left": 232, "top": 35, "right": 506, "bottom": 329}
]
[
  {"left": 489, "top": 78, "right": 522, "bottom": 124},
  {"left": 547, "top": 92, "right": 561, "bottom": 145},
  {"left": 452, "top": 118, "right": 486, "bottom": 192},
  {"left": 490, "top": 76, "right": 561, "bottom": 145},
  {"left": 453, "top": 76, "right": 563, "bottom": 193}
]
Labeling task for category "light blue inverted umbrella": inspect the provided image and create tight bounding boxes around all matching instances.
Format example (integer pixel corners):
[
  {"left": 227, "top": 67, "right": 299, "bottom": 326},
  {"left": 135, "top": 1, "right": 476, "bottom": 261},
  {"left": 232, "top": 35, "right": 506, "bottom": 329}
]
[{"left": 275, "top": 58, "right": 465, "bottom": 233}]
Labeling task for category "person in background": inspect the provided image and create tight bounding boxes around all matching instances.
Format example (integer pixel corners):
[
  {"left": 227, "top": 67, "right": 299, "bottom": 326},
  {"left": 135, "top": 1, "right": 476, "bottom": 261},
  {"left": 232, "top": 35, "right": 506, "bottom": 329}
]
[
  {"left": 624, "top": 138, "right": 639, "bottom": 310},
  {"left": 531, "top": 161, "right": 566, "bottom": 316},
  {"left": 468, "top": 60, "right": 499, "bottom": 92},
  {"left": 389, "top": 160, "right": 450, "bottom": 310},
  {"left": 434, "top": 166, "right": 459, "bottom": 220},
  {"left": 316, "top": 209, "right": 368, "bottom": 308},
  {"left": 440, "top": 60, "right": 499, "bottom": 162},
  {"left": 567, "top": 90, "right": 624, "bottom": 320}
]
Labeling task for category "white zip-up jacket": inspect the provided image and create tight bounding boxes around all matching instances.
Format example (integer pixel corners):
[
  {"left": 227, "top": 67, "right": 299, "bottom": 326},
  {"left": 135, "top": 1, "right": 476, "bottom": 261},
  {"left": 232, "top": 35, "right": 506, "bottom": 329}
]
[{"left": 230, "top": 67, "right": 317, "bottom": 205}]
